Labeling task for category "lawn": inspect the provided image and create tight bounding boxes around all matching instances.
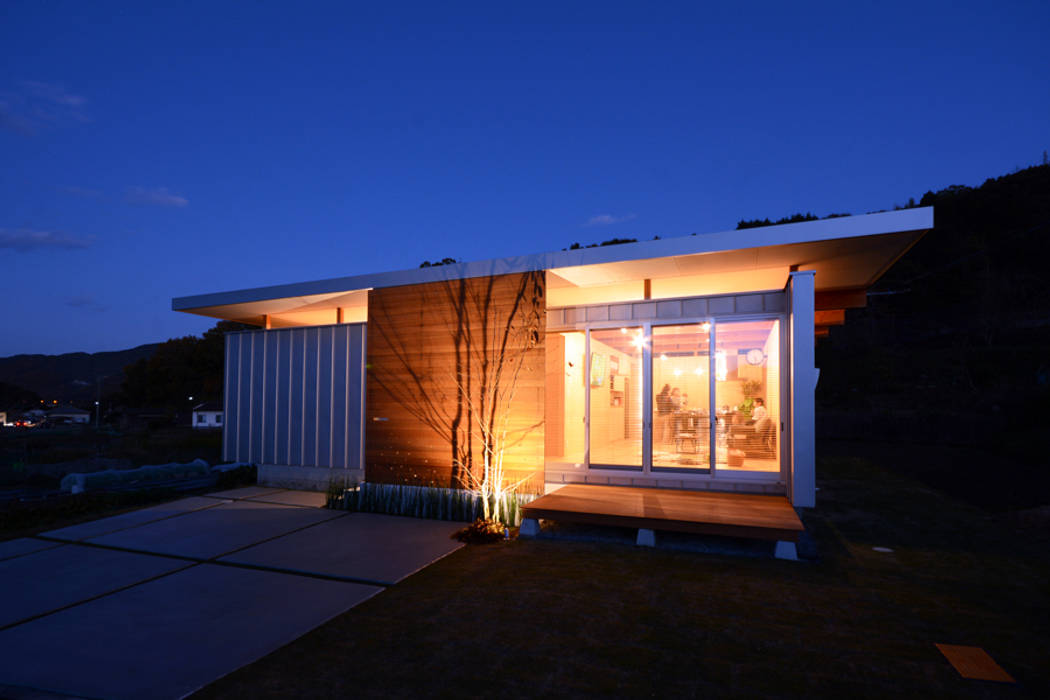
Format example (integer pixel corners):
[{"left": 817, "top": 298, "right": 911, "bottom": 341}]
[{"left": 194, "top": 443, "right": 1048, "bottom": 699}]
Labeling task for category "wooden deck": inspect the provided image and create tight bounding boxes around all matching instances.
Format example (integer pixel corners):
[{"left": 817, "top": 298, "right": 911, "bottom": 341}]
[{"left": 521, "top": 484, "right": 805, "bottom": 542}]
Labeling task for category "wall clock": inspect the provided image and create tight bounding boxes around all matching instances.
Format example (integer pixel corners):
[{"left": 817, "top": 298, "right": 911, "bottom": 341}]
[{"left": 745, "top": 348, "right": 765, "bottom": 366}]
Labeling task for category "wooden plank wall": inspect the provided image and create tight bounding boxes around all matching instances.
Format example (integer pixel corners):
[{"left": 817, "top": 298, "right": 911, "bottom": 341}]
[{"left": 366, "top": 271, "right": 546, "bottom": 492}]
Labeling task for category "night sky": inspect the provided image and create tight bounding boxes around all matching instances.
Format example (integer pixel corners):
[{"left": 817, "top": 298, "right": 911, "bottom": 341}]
[{"left": 3, "top": 0, "right": 1047, "bottom": 356}]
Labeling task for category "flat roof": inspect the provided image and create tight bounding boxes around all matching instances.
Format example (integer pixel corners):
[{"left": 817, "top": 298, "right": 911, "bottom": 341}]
[{"left": 173, "top": 207, "right": 932, "bottom": 322}]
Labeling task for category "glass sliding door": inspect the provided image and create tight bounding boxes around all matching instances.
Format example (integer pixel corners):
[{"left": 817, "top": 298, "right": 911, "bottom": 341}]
[
  {"left": 544, "top": 331, "right": 586, "bottom": 466},
  {"left": 713, "top": 319, "right": 781, "bottom": 473},
  {"left": 588, "top": 327, "right": 644, "bottom": 469},
  {"left": 652, "top": 323, "right": 711, "bottom": 472},
  {"left": 545, "top": 315, "right": 782, "bottom": 478}
]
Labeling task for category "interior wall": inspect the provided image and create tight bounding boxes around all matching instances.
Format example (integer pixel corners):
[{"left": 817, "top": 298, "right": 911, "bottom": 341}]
[
  {"left": 544, "top": 332, "right": 586, "bottom": 464},
  {"left": 587, "top": 334, "right": 638, "bottom": 453}
]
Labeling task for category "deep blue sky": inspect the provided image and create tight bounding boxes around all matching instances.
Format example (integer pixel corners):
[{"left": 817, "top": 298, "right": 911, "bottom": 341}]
[{"left": 2, "top": 1, "right": 1048, "bottom": 356}]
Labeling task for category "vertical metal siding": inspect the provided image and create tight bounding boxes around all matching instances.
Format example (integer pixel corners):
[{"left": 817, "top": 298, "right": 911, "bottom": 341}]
[
  {"left": 330, "top": 327, "right": 348, "bottom": 469},
  {"left": 274, "top": 331, "right": 290, "bottom": 464},
  {"left": 317, "top": 327, "right": 333, "bottom": 468},
  {"left": 289, "top": 331, "right": 304, "bottom": 465},
  {"left": 302, "top": 328, "right": 318, "bottom": 466},
  {"left": 222, "top": 334, "right": 235, "bottom": 461},
  {"left": 262, "top": 331, "right": 279, "bottom": 465},
  {"left": 237, "top": 334, "right": 252, "bottom": 462},
  {"left": 250, "top": 333, "right": 266, "bottom": 461},
  {"left": 223, "top": 324, "right": 365, "bottom": 471}
]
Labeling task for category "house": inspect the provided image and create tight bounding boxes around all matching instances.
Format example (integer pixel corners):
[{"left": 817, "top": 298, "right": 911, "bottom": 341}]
[
  {"left": 173, "top": 208, "right": 932, "bottom": 553},
  {"left": 48, "top": 404, "right": 91, "bottom": 424},
  {"left": 192, "top": 402, "right": 224, "bottom": 429}
]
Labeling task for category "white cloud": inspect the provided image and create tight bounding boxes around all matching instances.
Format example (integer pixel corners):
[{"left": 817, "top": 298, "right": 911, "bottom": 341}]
[
  {"left": 0, "top": 81, "right": 88, "bottom": 134},
  {"left": 0, "top": 228, "right": 92, "bottom": 252},
  {"left": 22, "top": 81, "right": 86, "bottom": 108},
  {"left": 585, "top": 213, "right": 637, "bottom": 227},
  {"left": 125, "top": 186, "right": 189, "bottom": 208}
]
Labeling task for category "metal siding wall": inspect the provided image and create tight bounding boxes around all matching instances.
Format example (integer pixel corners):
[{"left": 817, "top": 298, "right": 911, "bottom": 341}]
[
  {"left": 250, "top": 334, "right": 266, "bottom": 460},
  {"left": 302, "top": 328, "right": 318, "bottom": 466},
  {"left": 222, "top": 334, "right": 235, "bottom": 462},
  {"left": 262, "top": 331, "right": 279, "bottom": 464},
  {"left": 317, "top": 327, "right": 333, "bottom": 467},
  {"left": 348, "top": 325, "right": 364, "bottom": 468},
  {"left": 237, "top": 334, "right": 252, "bottom": 462},
  {"left": 274, "top": 331, "right": 290, "bottom": 464},
  {"left": 289, "top": 330, "right": 304, "bottom": 465},
  {"left": 331, "top": 327, "right": 348, "bottom": 468},
  {"left": 222, "top": 325, "right": 365, "bottom": 469}
]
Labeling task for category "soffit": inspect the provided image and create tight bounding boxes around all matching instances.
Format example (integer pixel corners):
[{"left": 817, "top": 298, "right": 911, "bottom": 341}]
[{"left": 549, "top": 229, "right": 921, "bottom": 292}]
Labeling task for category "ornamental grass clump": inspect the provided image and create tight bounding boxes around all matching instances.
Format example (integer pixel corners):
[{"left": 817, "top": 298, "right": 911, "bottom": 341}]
[{"left": 453, "top": 517, "right": 507, "bottom": 544}]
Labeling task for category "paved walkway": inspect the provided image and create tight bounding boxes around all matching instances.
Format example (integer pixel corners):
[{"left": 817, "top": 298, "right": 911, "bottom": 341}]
[{"left": 0, "top": 487, "right": 464, "bottom": 699}]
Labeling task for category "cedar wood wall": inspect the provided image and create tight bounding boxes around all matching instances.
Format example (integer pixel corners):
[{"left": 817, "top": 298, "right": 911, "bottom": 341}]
[{"left": 365, "top": 271, "right": 546, "bottom": 491}]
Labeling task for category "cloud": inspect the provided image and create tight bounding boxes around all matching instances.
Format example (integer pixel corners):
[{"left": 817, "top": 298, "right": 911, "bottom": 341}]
[
  {"left": 0, "top": 98, "right": 36, "bottom": 134},
  {"left": 125, "top": 186, "right": 189, "bottom": 208},
  {"left": 65, "top": 295, "right": 108, "bottom": 312},
  {"left": 22, "top": 81, "right": 86, "bottom": 108},
  {"left": 0, "top": 81, "right": 88, "bottom": 134},
  {"left": 0, "top": 228, "right": 92, "bottom": 252},
  {"left": 585, "top": 213, "right": 637, "bottom": 227}
]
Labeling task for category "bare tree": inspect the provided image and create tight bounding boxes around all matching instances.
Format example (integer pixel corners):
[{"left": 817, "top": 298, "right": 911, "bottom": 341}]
[{"left": 369, "top": 270, "right": 544, "bottom": 518}]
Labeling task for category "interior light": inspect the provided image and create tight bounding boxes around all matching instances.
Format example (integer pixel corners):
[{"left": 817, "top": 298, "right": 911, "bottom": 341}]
[
  {"left": 694, "top": 366, "right": 704, "bottom": 375},
  {"left": 673, "top": 368, "right": 682, "bottom": 377},
  {"left": 715, "top": 351, "right": 727, "bottom": 381},
  {"left": 660, "top": 353, "right": 667, "bottom": 361},
  {"left": 630, "top": 333, "right": 648, "bottom": 349},
  {"left": 620, "top": 327, "right": 627, "bottom": 334},
  {"left": 701, "top": 322, "right": 711, "bottom": 333}
]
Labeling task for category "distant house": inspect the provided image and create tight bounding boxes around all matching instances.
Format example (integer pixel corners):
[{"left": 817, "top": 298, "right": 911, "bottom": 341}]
[
  {"left": 192, "top": 402, "right": 224, "bottom": 429},
  {"left": 49, "top": 404, "right": 91, "bottom": 424}
]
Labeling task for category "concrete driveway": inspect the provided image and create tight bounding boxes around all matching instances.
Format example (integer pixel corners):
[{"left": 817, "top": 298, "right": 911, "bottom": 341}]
[{"left": 0, "top": 487, "right": 464, "bottom": 699}]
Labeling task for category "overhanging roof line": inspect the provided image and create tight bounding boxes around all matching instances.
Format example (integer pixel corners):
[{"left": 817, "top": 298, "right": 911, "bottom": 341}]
[{"left": 172, "top": 207, "right": 932, "bottom": 312}]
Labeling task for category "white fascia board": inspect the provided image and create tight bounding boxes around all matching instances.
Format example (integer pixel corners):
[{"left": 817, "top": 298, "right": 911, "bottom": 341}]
[{"left": 172, "top": 207, "right": 932, "bottom": 311}]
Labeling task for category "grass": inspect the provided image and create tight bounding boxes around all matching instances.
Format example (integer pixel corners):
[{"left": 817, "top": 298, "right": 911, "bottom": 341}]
[{"left": 192, "top": 442, "right": 1049, "bottom": 699}]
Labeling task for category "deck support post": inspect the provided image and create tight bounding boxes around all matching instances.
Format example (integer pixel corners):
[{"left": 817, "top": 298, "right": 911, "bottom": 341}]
[
  {"left": 774, "top": 541, "right": 798, "bottom": 560},
  {"left": 636, "top": 528, "right": 656, "bottom": 547},
  {"left": 519, "top": 518, "right": 540, "bottom": 538}
]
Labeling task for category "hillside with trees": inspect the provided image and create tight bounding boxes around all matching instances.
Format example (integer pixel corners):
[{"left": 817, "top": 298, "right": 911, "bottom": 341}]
[
  {"left": 0, "top": 344, "right": 158, "bottom": 406},
  {"left": 814, "top": 163, "right": 1050, "bottom": 508}
]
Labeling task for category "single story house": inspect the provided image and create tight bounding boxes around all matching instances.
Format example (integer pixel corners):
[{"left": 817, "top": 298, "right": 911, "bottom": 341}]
[
  {"left": 49, "top": 404, "right": 91, "bottom": 424},
  {"left": 191, "top": 402, "right": 224, "bottom": 429},
  {"left": 173, "top": 208, "right": 931, "bottom": 549}
]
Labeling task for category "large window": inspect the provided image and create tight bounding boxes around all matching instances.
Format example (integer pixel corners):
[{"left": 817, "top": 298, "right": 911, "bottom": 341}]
[
  {"left": 544, "top": 315, "right": 781, "bottom": 477},
  {"left": 652, "top": 323, "right": 711, "bottom": 471},
  {"left": 713, "top": 319, "right": 780, "bottom": 473},
  {"left": 588, "top": 327, "right": 643, "bottom": 468}
]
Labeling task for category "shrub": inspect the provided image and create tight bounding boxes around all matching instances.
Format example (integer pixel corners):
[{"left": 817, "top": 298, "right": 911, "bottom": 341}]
[
  {"left": 328, "top": 482, "right": 537, "bottom": 527},
  {"left": 453, "top": 518, "right": 507, "bottom": 544}
]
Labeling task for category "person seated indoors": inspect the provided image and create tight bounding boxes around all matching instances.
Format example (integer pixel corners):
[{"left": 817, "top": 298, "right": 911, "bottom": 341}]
[{"left": 750, "top": 397, "right": 768, "bottom": 423}]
